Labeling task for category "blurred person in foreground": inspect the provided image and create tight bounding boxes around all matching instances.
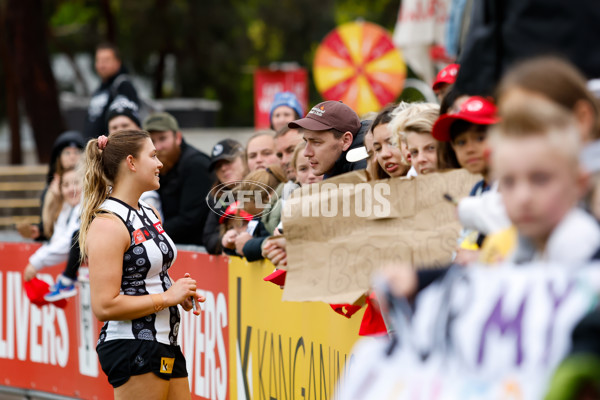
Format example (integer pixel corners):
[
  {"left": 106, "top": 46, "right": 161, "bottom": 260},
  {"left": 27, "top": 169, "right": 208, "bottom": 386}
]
[
  {"left": 381, "top": 95, "right": 599, "bottom": 305},
  {"left": 463, "top": 56, "right": 600, "bottom": 262}
]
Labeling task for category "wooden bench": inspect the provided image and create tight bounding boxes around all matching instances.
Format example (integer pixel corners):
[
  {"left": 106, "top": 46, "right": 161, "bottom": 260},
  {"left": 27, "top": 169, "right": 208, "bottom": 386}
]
[{"left": 0, "top": 165, "right": 47, "bottom": 229}]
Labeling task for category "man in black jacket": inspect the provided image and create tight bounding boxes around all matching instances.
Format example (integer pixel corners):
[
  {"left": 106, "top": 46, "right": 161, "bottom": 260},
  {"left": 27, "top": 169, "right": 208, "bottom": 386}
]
[
  {"left": 143, "top": 112, "right": 213, "bottom": 246},
  {"left": 289, "top": 100, "right": 368, "bottom": 179},
  {"left": 84, "top": 43, "right": 139, "bottom": 140}
]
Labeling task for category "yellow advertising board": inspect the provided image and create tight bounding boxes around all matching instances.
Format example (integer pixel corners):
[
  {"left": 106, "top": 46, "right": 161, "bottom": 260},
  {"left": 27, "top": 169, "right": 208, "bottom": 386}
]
[{"left": 228, "top": 257, "right": 365, "bottom": 400}]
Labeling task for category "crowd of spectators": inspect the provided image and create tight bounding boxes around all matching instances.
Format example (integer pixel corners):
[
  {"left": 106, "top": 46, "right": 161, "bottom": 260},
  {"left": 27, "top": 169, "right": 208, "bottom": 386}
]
[{"left": 20, "top": 39, "right": 600, "bottom": 398}]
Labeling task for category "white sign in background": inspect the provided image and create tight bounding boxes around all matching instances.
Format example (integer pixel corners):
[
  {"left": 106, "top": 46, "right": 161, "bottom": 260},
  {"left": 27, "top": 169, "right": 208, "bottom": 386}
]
[{"left": 336, "top": 263, "right": 600, "bottom": 400}]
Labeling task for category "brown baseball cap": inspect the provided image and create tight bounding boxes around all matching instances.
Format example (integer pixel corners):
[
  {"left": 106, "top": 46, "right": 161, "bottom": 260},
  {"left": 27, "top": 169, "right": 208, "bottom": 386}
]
[{"left": 288, "top": 101, "right": 361, "bottom": 135}]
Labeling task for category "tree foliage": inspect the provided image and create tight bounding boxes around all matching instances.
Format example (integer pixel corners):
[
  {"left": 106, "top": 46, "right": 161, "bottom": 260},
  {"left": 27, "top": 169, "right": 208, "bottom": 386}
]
[{"left": 5, "top": 0, "right": 401, "bottom": 131}]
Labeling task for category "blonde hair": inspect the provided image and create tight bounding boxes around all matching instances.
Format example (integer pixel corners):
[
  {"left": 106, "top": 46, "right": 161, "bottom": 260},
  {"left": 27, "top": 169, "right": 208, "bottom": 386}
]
[
  {"left": 389, "top": 103, "right": 440, "bottom": 143},
  {"left": 290, "top": 141, "right": 306, "bottom": 171},
  {"left": 41, "top": 165, "right": 80, "bottom": 238},
  {"left": 41, "top": 189, "right": 62, "bottom": 239},
  {"left": 385, "top": 101, "right": 416, "bottom": 142},
  {"left": 79, "top": 130, "right": 150, "bottom": 260},
  {"left": 490, "top": 95, "right": 581, "bottom": 166}
]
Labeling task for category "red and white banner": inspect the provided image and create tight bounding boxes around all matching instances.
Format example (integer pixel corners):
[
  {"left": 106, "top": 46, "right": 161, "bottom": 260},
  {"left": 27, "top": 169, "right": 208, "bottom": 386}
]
[
  {"left": 0, "top": 242, "right": 112, "bottom": 399},
  {"left": 0, "top": 243, "right": 361, "bottom": 399},
  {"left": 0, "top": 243, "right": 230, "bottom": 399}
]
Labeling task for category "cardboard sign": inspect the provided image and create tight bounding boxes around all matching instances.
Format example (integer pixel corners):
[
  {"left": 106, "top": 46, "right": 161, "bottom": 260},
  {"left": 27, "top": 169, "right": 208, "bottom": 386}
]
[
  {"left": 281, "top": 169, "right": 480, "bottom": 304},
  {"left": 335, "top": 264, "right": 600, "bottom": 399}
]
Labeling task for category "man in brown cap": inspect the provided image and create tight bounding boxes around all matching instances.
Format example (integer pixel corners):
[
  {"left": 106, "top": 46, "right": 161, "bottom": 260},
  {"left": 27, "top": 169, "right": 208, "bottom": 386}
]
[
  {"left": 288, "top": 100, "right": 369, "bottom": 178},
  {"left": 261, "top": 101, "right": 371, "bottom": 269}
]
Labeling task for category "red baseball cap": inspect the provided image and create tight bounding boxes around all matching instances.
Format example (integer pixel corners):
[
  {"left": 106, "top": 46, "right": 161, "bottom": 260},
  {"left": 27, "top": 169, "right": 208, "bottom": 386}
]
[
  {"left": 288, "top": 101, "right": 361, "bottom": 135},
  {"left": 219, "top": 201, "right": 253, "bottom": 224},
  {"left": 432, "top": 63, "right": 459, "bottom": 91},
  {"left": 431, "top": 96, "right": 499, "bottom": 142}
]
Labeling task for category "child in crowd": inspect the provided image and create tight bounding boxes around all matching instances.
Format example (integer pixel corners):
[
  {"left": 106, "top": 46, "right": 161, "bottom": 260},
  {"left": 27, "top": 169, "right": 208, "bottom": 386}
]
[
  {"left": 474, "top": 56, "right": 600, "bottom": 261},
  {"left": 435, "top": 87, "right": 467, "bottom": 171},
  {"left": 432, "top": 96, "right": 497, "bottom": 187},
  {"left": 221, "top": 166, "right": 285, "bottom": 261},
  {"left": 382, "top": 94, "right": 600, "bottom": 301},
  {"left": 490, "top": 95, "right": 599, "bottom": 264},
  {"left": 392, "top": 103, "right": 442, "bottom": 175},
  {"left": 18, "top": 131, "right": 84, "bottom": 241},
  {"left": 219, "top": 201, "right": 252, "bottom": 243},
  {"left": 266, "top": 142, "right": 323, "bottom": 238},
  {"left": 262, "top": 141, "right": 322, "bottom": 234},
  {"left": 203, "top": 139, "right": 247, "bottom": 255},
  {"left": 23, "top": 166, "right": 83, "bottom": 300},
  {"left": 370, "top": 103, "right": 411, "bottom": 179},
  {"left": 431, "top": 96, "right": 499, "bottom": 263},
  {"left": 291, "top": 141, "right": 323, "bottom": 186},
  {"left": 497, "top": 56, "right": 600, "bottom": 145}
]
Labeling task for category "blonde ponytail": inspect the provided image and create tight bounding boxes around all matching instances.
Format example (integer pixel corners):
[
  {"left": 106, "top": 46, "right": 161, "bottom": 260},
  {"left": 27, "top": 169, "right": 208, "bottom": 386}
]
[
  {"left": 79, "top": 130, "right": 150, "bottom": 261},
  {"left": 79, "top": 138, "right": 110, "bottom": 261}
]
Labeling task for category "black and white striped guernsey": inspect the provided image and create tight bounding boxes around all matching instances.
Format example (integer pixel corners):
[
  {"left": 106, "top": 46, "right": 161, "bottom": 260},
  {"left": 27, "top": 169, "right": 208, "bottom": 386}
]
[{"left": 96, "top": 197, "right": 179, "bottom": 346}]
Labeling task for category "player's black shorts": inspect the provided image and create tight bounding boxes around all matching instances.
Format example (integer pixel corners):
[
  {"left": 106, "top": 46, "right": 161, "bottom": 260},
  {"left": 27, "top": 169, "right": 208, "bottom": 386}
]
[{"left": 97, "top": 339, "right": 188, "bottom": 388}]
